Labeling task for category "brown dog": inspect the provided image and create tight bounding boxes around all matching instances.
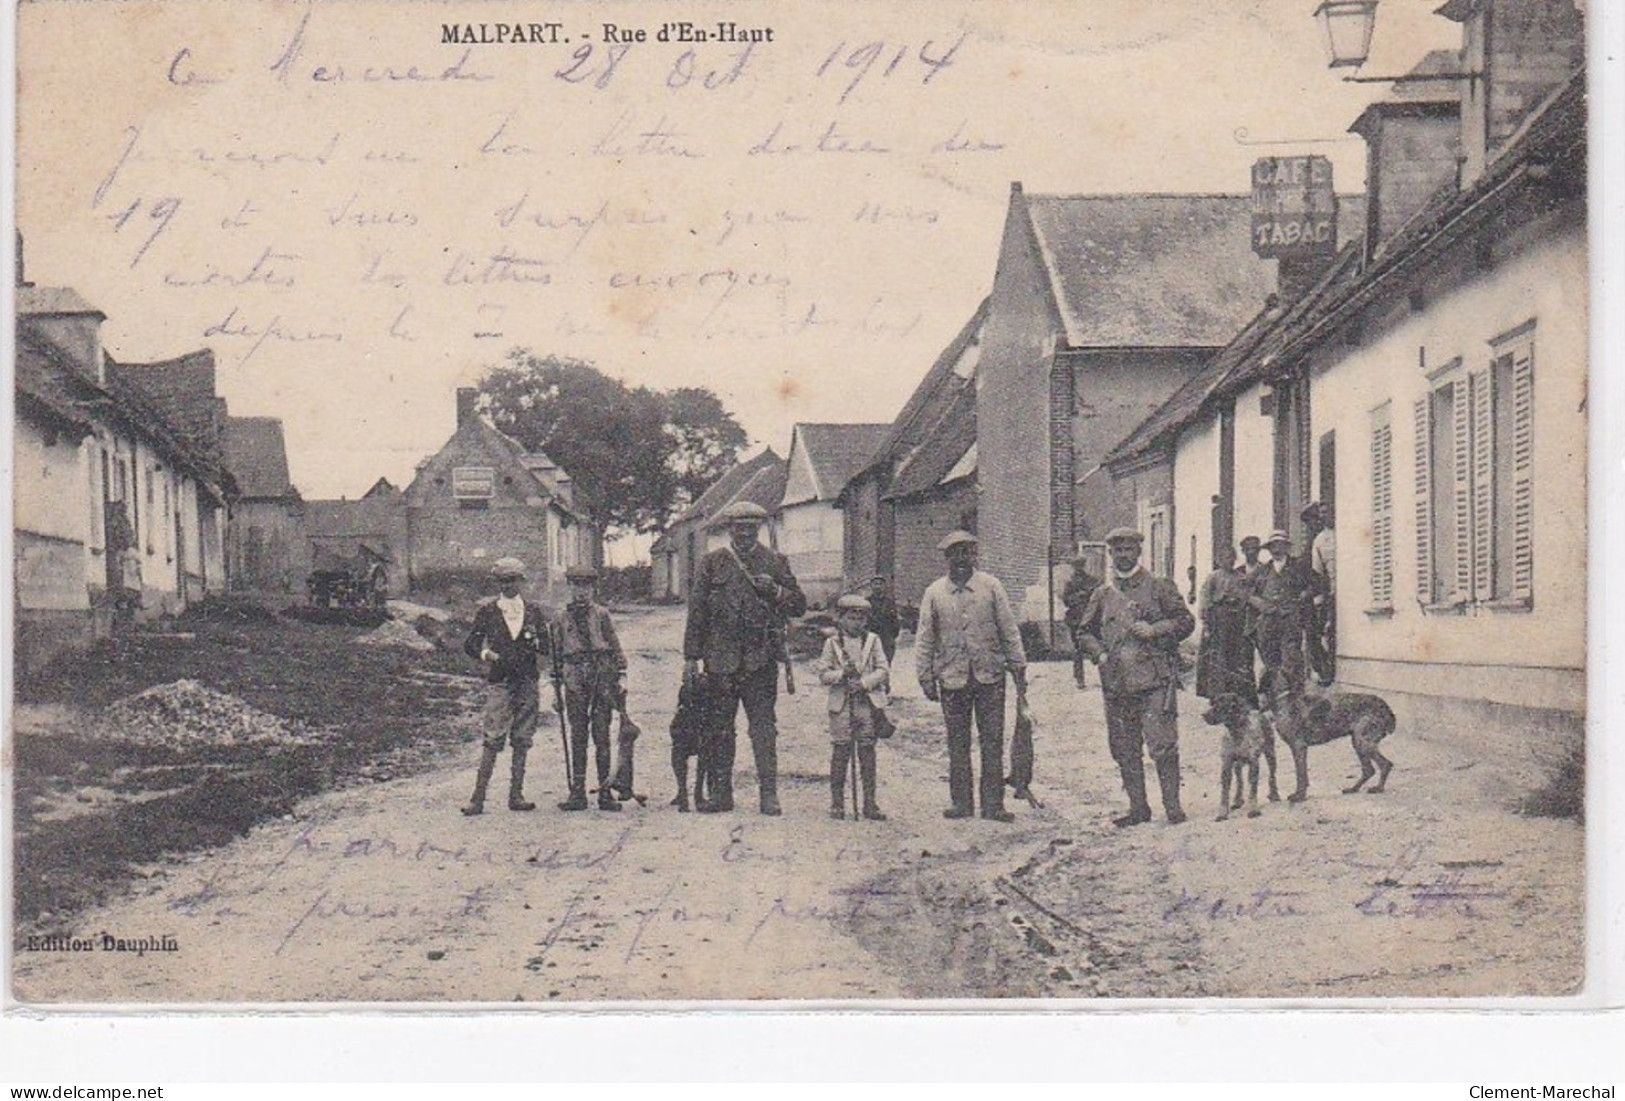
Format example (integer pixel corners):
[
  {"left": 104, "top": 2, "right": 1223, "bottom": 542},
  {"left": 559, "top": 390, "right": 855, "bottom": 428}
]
[
  {"left": 1201, "top": 693, "right": 1280, "bottom": 819},
  {"left": 1265, "top": 686, "right": 1396, "bottom": 802}
]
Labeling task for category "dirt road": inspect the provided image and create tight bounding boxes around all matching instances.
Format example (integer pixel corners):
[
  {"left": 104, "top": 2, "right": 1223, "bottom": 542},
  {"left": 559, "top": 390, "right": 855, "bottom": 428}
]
[{"left": 11, "top": 605, "right": 1583, "bottom": 1002}]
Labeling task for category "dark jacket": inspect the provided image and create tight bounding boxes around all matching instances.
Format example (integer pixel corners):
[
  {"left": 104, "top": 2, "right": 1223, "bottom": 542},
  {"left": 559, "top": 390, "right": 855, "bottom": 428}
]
[
  {"left": 464, "top": 599, "right": 549, "bottom": 684},
  {"left": 684, "top": 541, "right": 807, "bottom": 675},
  {"left": 1075, "top": 570, "right": 1195, "bottom": 696}
]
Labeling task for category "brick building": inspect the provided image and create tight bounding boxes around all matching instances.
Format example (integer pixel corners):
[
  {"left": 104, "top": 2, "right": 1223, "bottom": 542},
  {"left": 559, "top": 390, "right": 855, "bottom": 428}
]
[{"left": 222, "top": 416, "right": 305, "bottom": 594}]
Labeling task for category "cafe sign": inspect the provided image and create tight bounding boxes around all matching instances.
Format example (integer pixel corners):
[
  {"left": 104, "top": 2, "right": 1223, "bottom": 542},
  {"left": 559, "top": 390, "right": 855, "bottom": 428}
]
[{"left": 1251, "top": 155, "right": 1337, "bottom": 258}]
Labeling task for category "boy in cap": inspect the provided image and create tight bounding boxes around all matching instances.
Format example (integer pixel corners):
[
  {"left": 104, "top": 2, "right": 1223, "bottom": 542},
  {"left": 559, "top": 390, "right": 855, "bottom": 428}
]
[
  {"left": 461, "top": 557, "right": 549, "bottom": 815},
  {"left": 1074, "top": 527, "right": 1195, "bottom": 826},
  {"left": 816, "top": 593, "right": 891, "bottom": 820},
  {"left": 553, "top": 564, "right": 628, "bottom": 811},
  {"left": 915, "top": 530, "right": 1027, "bottom": 822}
]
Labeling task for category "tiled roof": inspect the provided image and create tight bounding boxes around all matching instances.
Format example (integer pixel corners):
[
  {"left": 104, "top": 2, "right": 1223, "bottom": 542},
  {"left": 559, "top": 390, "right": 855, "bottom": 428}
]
[
  {"left": 14, "top": 334, "right": 95, "bottom": 432},
  {"left": 841, "top": 300, "right": 987, "bottom": 502},
  {"left": 107, "top": 350, "right": 223, "bottom": 468},
  {"left": 672, "top": 448, "right": 782, "bottom": 526},
  {"left": 15, "top": 285, "right": 104, "bottom": 317},
  {"left": 731, "top": 461, "right": 788, "bottom": 517},
  {"left": 784, "top": 423, "right": 891, "bottom": 505},
  {"left": 221, "top": 416, "right": 295, "bottom": 499},
  {"left": 888, "top": 380, "right": 976, "bottom": 500}
]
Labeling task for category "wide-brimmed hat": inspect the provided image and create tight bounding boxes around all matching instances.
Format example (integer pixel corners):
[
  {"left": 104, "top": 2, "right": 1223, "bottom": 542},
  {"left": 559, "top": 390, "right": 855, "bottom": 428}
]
[
  {"left": 1265, "top": 530, "right": 1292, "bottom": 547},
  {"left": 937, "top": 530, "right": 978, "bottom": 552},
  {"left": 491, "top": 556, "right": 527, "bottom": 580},
  {"left": 1239, "top": 535, "right": 1262, "bottom": 549}
]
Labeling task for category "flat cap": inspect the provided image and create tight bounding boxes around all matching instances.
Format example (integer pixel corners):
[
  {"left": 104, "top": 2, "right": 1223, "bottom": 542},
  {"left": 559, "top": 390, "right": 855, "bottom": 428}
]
[
  {"left": 1239, "top": 535, "right": 1262, "bottom": 548},
  {"left": 836, "top": 594, "right": 872, "bottom": 612},
  {"left": 717, "top": 500, "right": 768, "bottom": 523},
  {"left": 491, "top": 556, "right": 527, "bottom": 579},
  {"left": 1265, "top": 530, "right": 1292, "bottom": 546},
  {"left": 564, "top": 565, "right": 599, "bottom": 582},
  {"left": 1300, "top": 502, "right": 1323, "bottom": 521},
  {"left": 1103, "top": 527, "right": 1144, "bottom": 545},
  {"left": 936, "top": 530, "right": 979, "bottom": 552}
]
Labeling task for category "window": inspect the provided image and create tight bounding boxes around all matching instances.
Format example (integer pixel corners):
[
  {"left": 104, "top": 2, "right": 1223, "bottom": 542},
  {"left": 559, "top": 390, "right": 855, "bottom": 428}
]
[
  {"left": 1413, "top": 327, "right": 1534, "bottom": 610},
  {"left": 1369, "top": 404, "right": 1393, "bottom": 610}
]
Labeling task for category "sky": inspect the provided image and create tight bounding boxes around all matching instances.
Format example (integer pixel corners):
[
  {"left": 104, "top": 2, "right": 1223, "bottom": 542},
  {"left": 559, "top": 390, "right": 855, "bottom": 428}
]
[{"left": 14, "top": 0, "right": 1458, "bottom": 516}]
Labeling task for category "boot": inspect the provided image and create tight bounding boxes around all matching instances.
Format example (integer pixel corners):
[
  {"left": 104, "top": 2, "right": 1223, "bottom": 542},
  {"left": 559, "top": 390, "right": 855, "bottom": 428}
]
[
  {"left": 1113, "top": 754, "right": 1153, "bottom": 828},
  {"left": 1156, "top": 751, "right": 1187, "bottom": 825},
  {"left": 754, "top": 732, "right": 782, "bottom": 816},
  {"left": 597, "top": 787, "right": 622, "bottom": 811},
  {"left": 829, "top": 743, "right": 851, "bottom": 819},
  {"left": 672, "top": 752, "right": 690, "bottom": 812},
  {"left": 507, "top": 747, "right": 536, "bottom": 811},
  {"left": 462, "top": 745, "right": 499, "bottom": 816},
  {"left": 557, "top": 780, "right": 588, "bottom": 811},
  {"left": 858, "top": 744, "right": 886, "bottom": 821}
]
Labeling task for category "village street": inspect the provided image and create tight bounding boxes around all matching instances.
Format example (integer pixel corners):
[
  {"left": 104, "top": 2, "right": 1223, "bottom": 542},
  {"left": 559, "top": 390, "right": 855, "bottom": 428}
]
[{"left": 11, "top": 603, "right": 1583, "bottom": 1004}]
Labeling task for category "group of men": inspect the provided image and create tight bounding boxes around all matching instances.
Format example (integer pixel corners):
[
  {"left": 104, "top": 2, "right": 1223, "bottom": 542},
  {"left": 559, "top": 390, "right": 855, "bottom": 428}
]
[
  {"left": 1195, "top": 502, "right": 1337, "bottom": 710},
  {"left": 455, "top": 499, "right": 1329, "bottom": 830}
]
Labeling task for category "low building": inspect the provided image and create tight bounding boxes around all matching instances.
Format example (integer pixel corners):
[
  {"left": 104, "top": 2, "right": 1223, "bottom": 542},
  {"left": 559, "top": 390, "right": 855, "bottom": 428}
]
[
  {"left": 652, "top": 448, "right": 783, "bottom": 601},
  {"left": 402, "top": 388, "right": 599, "bottom": 600},
  {"left": 776, "top": 422, "right": 890, "bottom": 607},
  {"left": 222, "top": 416, "right": 305, "bottom": 594}
]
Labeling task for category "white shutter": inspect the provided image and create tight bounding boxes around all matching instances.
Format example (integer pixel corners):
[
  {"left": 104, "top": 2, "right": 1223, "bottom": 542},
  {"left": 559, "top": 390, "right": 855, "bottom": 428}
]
[
  {"left": 1370, "top": 419, "right": 1393, "bottom": 608},
  {"left": 1451, "top": 381, "right": 1473, "bottom": 603},
  {"left": 1471, "top": 368, "right": 1495, "bottom": 602},
  {"left": 1413, "top": 398, "right": 1432, "bottom": 605},
  {"left": 1511, "top": 347, "right": 1535, "bottom": 603}
]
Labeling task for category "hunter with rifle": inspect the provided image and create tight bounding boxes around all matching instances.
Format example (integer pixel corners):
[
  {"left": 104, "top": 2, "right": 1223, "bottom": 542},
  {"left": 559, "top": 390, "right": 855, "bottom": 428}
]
[
  {"left": 552, "top": 564, "right": 630, "bottom": 812},
  {"left": 460, "top": 557, "right": 550, "bottom": 816}
]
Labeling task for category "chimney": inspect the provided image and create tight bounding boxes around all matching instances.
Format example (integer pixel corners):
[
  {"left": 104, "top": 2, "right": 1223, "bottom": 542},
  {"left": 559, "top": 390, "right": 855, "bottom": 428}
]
[
  {"left": 1349, "top": 92, "right": 1462, "bottom": 257},
  {"left": 456, "top": 387, "right": 479, "bottom": 428},
  {"left": 1441, "top": 0, "right": 1584, "bottom": 185}
]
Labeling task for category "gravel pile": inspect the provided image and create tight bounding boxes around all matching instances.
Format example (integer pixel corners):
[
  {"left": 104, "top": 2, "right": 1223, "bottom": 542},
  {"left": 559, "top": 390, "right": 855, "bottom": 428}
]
[
  {"left": 94, "top": 679, "right": 315, "bottom": 748},
  {"left": 355, "top": 618, "right": 436, "bottom": 651}
]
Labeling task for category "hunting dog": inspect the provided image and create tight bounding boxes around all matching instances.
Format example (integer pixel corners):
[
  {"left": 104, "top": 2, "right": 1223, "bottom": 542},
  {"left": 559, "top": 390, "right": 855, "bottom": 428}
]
[
  {"left": 1201, "top": 692, "right": 1280, "bottom": 820},
  {"left": 1264, "top": 684, "right": 1397, "bottom": 801}
]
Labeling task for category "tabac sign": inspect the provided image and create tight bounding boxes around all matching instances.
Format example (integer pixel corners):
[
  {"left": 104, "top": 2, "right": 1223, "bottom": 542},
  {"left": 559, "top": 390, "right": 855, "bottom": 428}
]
[{"left": 1251, "top": 156, "right": 1337, "bottom": 258}]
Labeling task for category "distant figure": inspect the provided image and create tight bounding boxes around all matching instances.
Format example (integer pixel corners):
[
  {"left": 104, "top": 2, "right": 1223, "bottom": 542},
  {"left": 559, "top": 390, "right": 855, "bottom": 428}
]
[
  {"left": 460, "top": 558, "right": 548, "bottom": 816},
  {"left": 1074, "top": 528, "right": 1196, "bottom": 827},
  {"left": 1305, "top": 502, "right": 1337, "bottom": 687},
  {"left": 1062, "top": 555, "right": 1102, "bottom": 689},
  {"left": 915, "top": 531, "right": 1027, "bottom": 823},
  {"left": 816, "top": 594, "right": 891, "bottom": 821},
  {"left": 1196, "top": 545, "right": 1258, "bottom": 706},
  {"left": 1251, "top": 530, "right": 1310, "bottom": 697},
  {"left": 864, "top": 575, "right": 902, "bottom": 664},
  {"left": 553, "top": 565, "right": 627, "bottom": 813},
  {"left": 683, "top": 500, "right": 808, "bottom": 816}
]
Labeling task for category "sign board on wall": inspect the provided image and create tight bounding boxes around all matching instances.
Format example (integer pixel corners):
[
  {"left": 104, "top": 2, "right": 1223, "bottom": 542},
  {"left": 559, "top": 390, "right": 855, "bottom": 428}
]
[{"left": 1251, "top": 155, "right": 1338, "bottom": 258}]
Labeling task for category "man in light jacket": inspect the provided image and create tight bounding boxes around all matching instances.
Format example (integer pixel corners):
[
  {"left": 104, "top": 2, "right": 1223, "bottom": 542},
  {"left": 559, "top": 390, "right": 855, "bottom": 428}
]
[{"left": 915, "top": 531, "right": 1027, "bottom": 822}]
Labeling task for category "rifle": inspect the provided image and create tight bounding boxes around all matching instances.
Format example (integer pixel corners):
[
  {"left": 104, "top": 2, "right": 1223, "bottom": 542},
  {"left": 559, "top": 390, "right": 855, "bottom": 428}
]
[{"left": 547, "top": 620, "right": 571, "bottom": 791}]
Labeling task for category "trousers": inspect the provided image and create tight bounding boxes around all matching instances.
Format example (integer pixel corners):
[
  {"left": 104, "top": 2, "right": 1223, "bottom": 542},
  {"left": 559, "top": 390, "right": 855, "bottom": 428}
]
[{"left": 940, "top": 678, "right": 1007, "bottom": 815}]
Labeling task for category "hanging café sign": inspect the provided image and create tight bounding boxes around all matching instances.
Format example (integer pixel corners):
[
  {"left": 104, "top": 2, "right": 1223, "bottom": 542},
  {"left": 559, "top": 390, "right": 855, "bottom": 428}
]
[{"left": 1251, "top": 155, "right": 1338, "bottom": 258}]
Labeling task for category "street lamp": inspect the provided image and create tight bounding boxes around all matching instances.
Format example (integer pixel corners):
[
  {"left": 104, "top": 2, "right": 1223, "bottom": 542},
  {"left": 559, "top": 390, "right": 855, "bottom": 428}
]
[
  {"left": 1314, "top": 0, "right": 1378, "bottom": 69},
  {"left": 1313, "top": 0, "right": 1482, "bottom": 86}
]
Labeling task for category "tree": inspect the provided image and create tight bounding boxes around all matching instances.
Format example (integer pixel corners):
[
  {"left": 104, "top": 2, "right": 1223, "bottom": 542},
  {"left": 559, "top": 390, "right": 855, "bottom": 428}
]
[{"left": 477, "top": 351, "right": 746, "bottom": 536}]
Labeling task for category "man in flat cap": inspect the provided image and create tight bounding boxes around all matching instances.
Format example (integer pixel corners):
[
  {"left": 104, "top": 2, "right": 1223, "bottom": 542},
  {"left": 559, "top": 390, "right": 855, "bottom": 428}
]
[
  {"left": 683, "top": 500, "right": 807, "bottom": 815},
  {"left": 461, "top": 557, "right": 549, "bottom": 815},
  {"left": 1250, "top": 530, "right": 1310, "bottom": 697},
  {"left": 915, "top": 530, "right": 1027, "bottom": 822},
  {"left": 552, "top": 564, "right": 628, "bottom": 812},
  {"left": 1074, "top": 527, "right": 1195, "bottom": 826}
]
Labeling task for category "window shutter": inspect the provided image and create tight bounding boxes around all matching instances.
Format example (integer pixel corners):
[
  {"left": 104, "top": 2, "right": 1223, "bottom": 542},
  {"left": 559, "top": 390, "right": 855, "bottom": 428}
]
[
  {"left": 1370, "top": 417, "right": 1393, "bottom": 608},
  {"left": 1413, "top": 398, "right": 1432, "bottom": 605},
  {"left": 1470, "top": 368, "right": 1494, "bottom": 602},
  {"left": 1451, "top": 380, "right": 1473, "bottom": 603},
  {"left": 1511, "top": 347, "right": 1535, "bottom": 602}
]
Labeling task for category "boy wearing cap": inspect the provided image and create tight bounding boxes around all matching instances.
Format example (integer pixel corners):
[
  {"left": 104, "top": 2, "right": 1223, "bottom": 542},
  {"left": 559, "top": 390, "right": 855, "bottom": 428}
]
[
  {"left": 553, "top": 565, "right": 628, "bottom": 811},
  {"left": 461, "top": 557, "right": 550, "bottom": 816},
  {"left": 1074, "top": 528, "right": 1195, "bottom": 826},
  {"left": 816, "top": 594, "right": 891, "bottom": 820},
  {"left": 915, "top": 530, "right": 1027, "bottom": 822}
]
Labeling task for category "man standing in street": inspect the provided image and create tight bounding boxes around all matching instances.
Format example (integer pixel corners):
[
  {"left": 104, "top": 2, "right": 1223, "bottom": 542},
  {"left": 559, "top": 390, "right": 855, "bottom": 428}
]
[
  {"left": 1074, "top": 528, "right": 1195, "bottom": 827},
  {"left": 915, "top": 531, "right": 1027, "bottom": 823},
  {"left": 1306, "top": 503, "right": 1337, "bottom": 687},
  {"left": 461, "top": 557, "right": 549, "bottom": 816},
  {"left": 1062, "top": 554, "right": 1102, "bottom": 690},
  {"left": 1251, "top": 529, "right": 1310, "bottom": 697},
  {"left": 865, "top": 575, "right": 903, "bottom": 665},
  {"left": 553, "top": 565, "right": 627, "bottom": 813},
  {"left": 683, "top": 501, "right": 807, "bottom": 816}
]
